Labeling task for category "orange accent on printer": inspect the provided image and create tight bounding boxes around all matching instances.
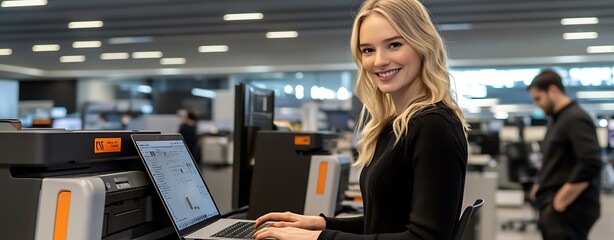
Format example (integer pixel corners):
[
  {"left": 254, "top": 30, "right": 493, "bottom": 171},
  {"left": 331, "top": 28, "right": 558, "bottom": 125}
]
[
  {"left": 316, "top": 162, "right": 328, "bottom": 195},
  {"left": 94, "top": 138, "right": 122, "bottom": 153},
  {"left": 294, "top": 136, "right": 311, "bottom": 146},
  {"left": 53, "top": 191, "right": 71, "bottom": 240},
  {"left": 33, "top": 119, "right": 52, "bottom": 125}
]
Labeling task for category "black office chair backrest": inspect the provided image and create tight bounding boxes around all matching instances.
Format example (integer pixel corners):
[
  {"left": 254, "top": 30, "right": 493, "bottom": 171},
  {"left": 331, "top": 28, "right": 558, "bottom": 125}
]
[
  {"left": 505, "top": 142, "right": 532, "bottom": 183},
  {"left": 451, "top": 199, "right": 484, "bottom": 240},
  {"left": 506, "top": 142, "right": 529, "bottom": 162}
]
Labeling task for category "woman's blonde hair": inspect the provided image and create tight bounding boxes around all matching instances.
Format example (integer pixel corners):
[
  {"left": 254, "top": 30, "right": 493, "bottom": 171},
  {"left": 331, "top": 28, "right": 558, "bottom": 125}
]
[{"left": 352, "top": 0, "right": 469, "bottom": 166}]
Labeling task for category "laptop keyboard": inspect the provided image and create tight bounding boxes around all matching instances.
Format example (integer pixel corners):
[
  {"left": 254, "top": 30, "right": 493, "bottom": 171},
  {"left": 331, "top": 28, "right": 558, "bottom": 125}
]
[{"left": 211, "top": 221, "right": 270, "bottom": 239}]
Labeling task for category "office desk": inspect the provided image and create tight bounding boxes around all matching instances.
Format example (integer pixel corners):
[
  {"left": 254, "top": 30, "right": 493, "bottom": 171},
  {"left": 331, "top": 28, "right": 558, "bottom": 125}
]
[{"left": 463, "top": 171, "right": 498, "bottom": 240}]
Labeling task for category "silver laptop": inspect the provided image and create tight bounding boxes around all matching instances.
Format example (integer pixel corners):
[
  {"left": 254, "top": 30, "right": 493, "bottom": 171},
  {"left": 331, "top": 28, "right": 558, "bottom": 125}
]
[{"left": 131, "top": 133, "right": 268, "bottom": 240}]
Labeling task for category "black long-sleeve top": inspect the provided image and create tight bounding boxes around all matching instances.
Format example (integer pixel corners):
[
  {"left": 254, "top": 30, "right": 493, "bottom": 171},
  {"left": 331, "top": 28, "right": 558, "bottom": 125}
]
[
  {"left": 318, "top": 102, "right": 468, "bottom": 240},
  {"left": 535, "top": 101, "right": 602, "bottom": 210}
]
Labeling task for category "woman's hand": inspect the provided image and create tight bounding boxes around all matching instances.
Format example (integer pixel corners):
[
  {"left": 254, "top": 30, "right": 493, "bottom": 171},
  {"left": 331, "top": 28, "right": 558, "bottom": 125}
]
[
  {"left": 253, "top": 226, "right": 321, "bottom": 240},
  {"left": 254, "top": 211, "right": 326, "bottom": 230}
]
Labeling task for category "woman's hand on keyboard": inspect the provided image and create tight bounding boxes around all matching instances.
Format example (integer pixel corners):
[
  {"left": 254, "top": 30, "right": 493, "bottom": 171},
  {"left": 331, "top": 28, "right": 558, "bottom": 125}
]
[
  {"left": 253, "top": 226, "right": 321, "bottom": 240},
  {"left": 254, "top": 211, "right": 325, "bottom": 230}
]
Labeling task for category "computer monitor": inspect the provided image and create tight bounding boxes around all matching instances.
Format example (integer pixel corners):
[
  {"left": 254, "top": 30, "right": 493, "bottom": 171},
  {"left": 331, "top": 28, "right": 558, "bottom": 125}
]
[
  {"left": 51, "top": 118, "right": 82, "bottom": 130},
  {"left": 50, "top": 107, "right": 67, "bottom": 119},
  {"left": 468, "top": 121, "right": 482, "bottom": 131},
  {"left": 325, "top": 110, "right": 352, "bottom": 132},
  {"left": 232, "top": 83, "right": 275, "bottom": 210},
  {"left": 468, "top": 130, "right": 501, "bottom": 156}
]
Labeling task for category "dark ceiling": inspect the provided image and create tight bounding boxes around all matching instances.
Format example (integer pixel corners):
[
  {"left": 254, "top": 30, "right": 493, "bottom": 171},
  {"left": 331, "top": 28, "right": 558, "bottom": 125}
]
[{"left": 0, "top": 0, "right": 613, "bottom": 78}]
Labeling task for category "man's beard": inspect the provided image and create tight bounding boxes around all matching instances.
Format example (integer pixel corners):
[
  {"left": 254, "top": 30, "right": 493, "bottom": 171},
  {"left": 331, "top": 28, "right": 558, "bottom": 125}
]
[{"left": 543, "top": 97, "right": 556, "bottom": 116}]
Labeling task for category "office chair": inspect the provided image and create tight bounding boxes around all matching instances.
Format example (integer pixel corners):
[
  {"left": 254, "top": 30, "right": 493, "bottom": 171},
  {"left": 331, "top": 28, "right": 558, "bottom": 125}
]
[
  {"left": 452, "top": 199, "right": 484, "bottom": 240},
  {"left": 500, "top": 142, "right": 538, "bottom": 231}
]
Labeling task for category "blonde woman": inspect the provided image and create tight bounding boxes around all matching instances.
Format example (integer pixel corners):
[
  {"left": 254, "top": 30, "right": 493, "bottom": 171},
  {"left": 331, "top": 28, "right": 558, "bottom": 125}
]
[{"left": 254, "top": 0, "right": 469, "bottom": 239}]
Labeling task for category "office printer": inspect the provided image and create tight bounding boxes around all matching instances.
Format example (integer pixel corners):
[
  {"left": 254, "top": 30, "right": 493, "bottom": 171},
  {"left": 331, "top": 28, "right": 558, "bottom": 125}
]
[
  {"left": 248, "top": 131, "right": 351, "bottom": 219},
  {"left": 0, "top": 130, "right": 176, "bottom": 240}
]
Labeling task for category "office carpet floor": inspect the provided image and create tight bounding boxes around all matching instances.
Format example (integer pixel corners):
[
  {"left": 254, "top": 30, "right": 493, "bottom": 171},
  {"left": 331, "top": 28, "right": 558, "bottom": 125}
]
[{"left": 497, "top": 193, "right": 614, "bottom": 240}]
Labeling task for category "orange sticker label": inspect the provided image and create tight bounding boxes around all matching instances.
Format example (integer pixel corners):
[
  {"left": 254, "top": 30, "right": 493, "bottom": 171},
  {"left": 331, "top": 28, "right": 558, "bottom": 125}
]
[
  {"left": 294, "top": 136, "right": 311, "bottom": 145},
  {"left": 94, "top": 138, "right": 122, "bottom": 153}
]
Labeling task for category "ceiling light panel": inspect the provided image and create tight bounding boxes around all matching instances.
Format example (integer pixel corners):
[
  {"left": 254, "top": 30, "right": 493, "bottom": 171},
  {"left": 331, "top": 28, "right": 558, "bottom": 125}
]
[
  {"left": 108, "top": 36, "right": 154, "bottom": 44},
  {"left": 560, "top": 17, "right": 599, "bottom": 25},
  {"left": 160, "top": 58, "right": 186, "bottom": 65},
  {"left": 60, "top": 55, "right": 86, "bottom": 63},
  {"left": 1, "top": 0, "right": 47, "bottom": 8},
  {"left": 562, "top": 32, "right": 598, "bottom": 40},
  {"left": 266, "top": 31, "right": 299, "bottom": 39},
  {"left": 0, "top": 49, "right": 12, "bottom": 56},
  {"left": 198, "top": 45, "right": 229, "bottom": 53},
  {"left": 100, "top": 52, "right": 129, "bottom": 60},
  {"left": 132, "top": 51, "right": 163, "bottom": 59},
  {"left": 72, "top": 41, "right": 102, "bottom": 48},
  {"left": 68, "top": 21, "right": 104, "bottom": 29},
  {"left": 32, "top": 44, "right": 60, "bottom": 52},
  {"left": 587, "top": 45, "right": 614, "bottom": 53},
  {"left": 223, "top": 13, "right": 264, "bottom": 21}
]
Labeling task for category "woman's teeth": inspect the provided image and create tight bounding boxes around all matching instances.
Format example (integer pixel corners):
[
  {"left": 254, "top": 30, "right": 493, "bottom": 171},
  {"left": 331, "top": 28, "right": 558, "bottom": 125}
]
[{"left": 377, "top": 69, "right": 399, "bottom": 77}]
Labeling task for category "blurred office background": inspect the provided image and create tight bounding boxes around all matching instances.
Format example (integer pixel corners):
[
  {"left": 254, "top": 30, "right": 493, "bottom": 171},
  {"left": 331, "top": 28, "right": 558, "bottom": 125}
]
[{"left": 1, "top": 0, "right": 614, "bottom": 239}]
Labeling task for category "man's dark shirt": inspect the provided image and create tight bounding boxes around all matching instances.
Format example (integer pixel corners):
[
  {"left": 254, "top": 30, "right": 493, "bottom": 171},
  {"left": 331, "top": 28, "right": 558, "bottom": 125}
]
[{"left": 535, "top": 101, "right": 602, "bottom": 212}]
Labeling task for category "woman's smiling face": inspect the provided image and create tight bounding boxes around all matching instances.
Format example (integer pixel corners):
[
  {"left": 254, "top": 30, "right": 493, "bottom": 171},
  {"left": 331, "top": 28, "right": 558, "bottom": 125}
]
[{"left": 359, "top": 12, "right": 422, "bottom": 103}]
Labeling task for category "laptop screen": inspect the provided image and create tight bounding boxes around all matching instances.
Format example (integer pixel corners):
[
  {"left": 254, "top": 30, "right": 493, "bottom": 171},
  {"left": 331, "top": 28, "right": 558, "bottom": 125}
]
[{"left": 134, "top": 138, "right": 219, "bottom": 231}]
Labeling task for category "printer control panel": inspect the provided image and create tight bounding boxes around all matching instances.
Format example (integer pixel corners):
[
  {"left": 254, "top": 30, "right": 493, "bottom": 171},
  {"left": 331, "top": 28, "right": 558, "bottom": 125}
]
[
  {"left": 110, "top": 176, "right": 132, "bottom": 190},
  {"left": 98, "top": 171, "right": 150, "bottom": 193}
]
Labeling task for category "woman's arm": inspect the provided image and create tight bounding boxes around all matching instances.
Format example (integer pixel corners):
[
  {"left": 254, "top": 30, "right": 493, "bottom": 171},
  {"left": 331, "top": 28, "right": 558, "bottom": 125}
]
[{"left": 321, "top": 215, "right": 364, "bottom": 233}]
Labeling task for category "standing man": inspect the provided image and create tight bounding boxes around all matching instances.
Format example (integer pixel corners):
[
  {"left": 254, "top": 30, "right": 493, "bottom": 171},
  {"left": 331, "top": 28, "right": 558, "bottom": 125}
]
[{"left": 527, "top": 70, "right": 602, "bottom": 240}]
